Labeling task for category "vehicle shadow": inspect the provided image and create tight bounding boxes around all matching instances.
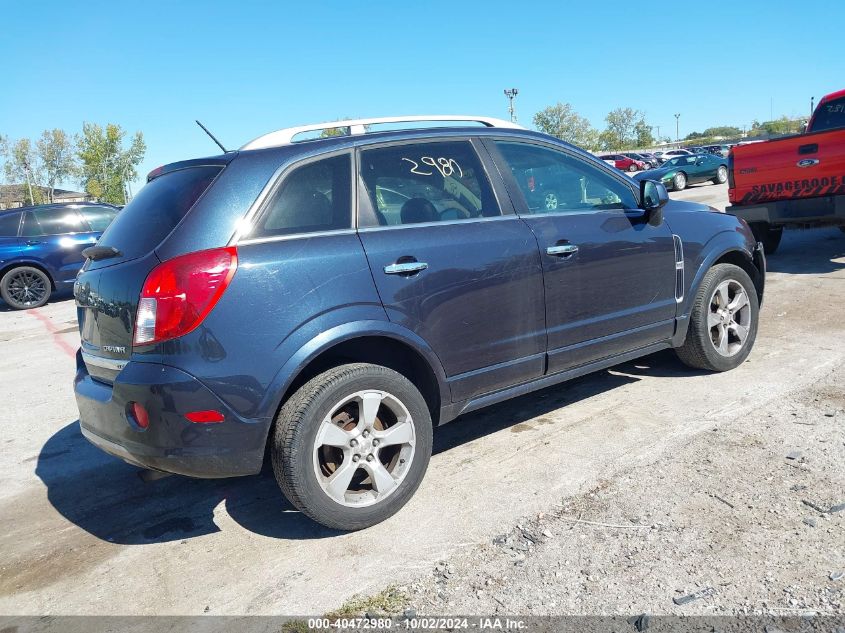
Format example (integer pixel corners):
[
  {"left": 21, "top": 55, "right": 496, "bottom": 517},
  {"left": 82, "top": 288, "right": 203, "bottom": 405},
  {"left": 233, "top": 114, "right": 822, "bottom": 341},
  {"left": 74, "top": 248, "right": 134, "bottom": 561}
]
[
  {"left": 0, "top": 288, "right": 75, "bottom": 312},
  {"left": 37, "top": 349, "right": 688, "bottom": 544},
  {"left": 764, "top": 227, "right": 845, "bottom": 275}
]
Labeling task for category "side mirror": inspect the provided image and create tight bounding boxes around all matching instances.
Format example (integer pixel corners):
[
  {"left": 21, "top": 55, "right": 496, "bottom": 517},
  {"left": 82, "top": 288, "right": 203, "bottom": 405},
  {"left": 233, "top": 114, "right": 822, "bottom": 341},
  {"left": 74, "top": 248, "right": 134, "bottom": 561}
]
[{"left": 640, "top": 179, "right": 668, "bottom": 225}]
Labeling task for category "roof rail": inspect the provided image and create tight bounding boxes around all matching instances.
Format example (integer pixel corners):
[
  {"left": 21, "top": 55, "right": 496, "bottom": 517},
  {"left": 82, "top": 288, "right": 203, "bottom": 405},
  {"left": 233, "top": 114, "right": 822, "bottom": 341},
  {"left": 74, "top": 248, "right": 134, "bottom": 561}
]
[{"left": 240, "top": 115, "right": 524, "bottom": 150}]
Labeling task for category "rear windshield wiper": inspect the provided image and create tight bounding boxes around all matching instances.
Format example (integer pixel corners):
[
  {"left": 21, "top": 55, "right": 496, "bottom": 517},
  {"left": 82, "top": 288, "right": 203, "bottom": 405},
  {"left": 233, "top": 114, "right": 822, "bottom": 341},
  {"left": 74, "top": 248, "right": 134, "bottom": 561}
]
[{"left": 82, "top": 245, "right": 123, "bottom": 261}]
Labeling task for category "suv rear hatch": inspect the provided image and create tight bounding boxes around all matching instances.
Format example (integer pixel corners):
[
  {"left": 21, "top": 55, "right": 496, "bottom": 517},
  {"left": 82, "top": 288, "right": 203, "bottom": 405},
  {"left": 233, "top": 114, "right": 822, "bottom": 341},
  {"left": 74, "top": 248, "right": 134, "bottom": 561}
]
[{"left": 75, "top": 160, "right": 228, "bottom": 382}]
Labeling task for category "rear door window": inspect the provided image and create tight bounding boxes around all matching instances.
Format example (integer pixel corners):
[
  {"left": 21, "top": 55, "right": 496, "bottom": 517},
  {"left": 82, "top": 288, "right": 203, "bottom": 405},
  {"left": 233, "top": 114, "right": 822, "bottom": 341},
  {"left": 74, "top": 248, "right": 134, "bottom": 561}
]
[
  {"left": 21, "top": 207, "right": 87, "bottom": 236},
  {"left": 96, "top": 165, "right": 221, "bottom": 260},
  {"left": 78, "top": 205, "right": 117, "bottom": 232},
  {"left": 251, "top": 153, "right": 352, "bottom": 238},
  {"left": 359, "top": 141, "right": 499, "bottom": 226},
  {"left": 0, "top": 212, "right": 21, "bottom": 237}
]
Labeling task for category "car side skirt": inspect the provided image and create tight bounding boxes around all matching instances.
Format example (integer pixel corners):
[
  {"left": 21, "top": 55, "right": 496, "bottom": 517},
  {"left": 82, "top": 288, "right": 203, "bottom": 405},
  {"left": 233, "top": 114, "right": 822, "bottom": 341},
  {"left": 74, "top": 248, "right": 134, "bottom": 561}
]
[{"left": 439, "top": 339, "right": 673, "bottom": 425}]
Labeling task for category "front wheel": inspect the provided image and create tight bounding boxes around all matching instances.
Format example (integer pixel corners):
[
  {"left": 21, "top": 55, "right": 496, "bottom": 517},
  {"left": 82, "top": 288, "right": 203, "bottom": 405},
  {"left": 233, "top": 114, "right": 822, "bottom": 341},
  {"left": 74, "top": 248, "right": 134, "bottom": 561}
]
[
  {"left": 713, "top": 165, "right": 728, "bottom": 184},
  {"left": 271, "top": 363, "right": 433, "bottom": 530},
  {"left": 0, "top": 266, "right": 52, "bottom": 310},
  {"left": 675, "top": 263, "right": 759, "bottom": 372},
  {"left": 628, "top": 164, "right": 638, "bottom": 172},
  {"left": 673, "top": 172, "right": 687, "bottom": 191}
]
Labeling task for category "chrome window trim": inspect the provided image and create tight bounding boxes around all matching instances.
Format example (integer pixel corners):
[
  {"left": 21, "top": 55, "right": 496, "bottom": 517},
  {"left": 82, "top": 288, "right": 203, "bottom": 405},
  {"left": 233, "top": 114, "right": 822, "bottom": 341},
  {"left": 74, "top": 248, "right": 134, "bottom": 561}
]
[
  {"left": 356, "top": 214, "right": 517, "bottom": 234},
  {"left": 238, "top": 228, "right": 358, "bottom": 246}
]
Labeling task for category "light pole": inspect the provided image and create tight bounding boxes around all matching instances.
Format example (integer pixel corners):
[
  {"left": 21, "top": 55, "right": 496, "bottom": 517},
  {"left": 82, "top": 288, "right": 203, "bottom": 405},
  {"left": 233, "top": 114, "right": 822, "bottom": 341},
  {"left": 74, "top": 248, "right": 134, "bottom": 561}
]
[
  {"left": 504, "top": 88, "right": 519, "bottom": 123},
  {"left": 674, "top": 113, "right": 681, "bottom": 143}
]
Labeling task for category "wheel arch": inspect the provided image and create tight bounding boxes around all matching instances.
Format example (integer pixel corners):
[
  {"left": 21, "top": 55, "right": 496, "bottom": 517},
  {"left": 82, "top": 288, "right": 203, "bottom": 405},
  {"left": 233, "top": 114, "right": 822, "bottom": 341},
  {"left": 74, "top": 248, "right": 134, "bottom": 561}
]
[
  {"left": 260, "top": 322, "right": 450, "bottom": 453},
  {"left": 684, "top": 239, "right": 764, "bottom": 319},
  {"left": 0, "top": 260, "right": 57, "bottom": 291}
]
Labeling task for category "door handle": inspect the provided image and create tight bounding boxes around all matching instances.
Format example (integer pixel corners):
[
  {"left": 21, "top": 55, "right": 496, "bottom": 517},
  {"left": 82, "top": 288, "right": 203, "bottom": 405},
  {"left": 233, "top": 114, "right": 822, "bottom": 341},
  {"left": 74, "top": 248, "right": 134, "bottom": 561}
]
[
  {"left": 384, "top": 261, "right": 428, "bottom": 275},
  {"left": 798, "top": 143, "right": 818, "bottom": 155},
  {"left": 546, "top": 244, "right": 579, "bottom": 257},
  {"left": 25, "top": 240, "right": 42, "bottom": 246}
]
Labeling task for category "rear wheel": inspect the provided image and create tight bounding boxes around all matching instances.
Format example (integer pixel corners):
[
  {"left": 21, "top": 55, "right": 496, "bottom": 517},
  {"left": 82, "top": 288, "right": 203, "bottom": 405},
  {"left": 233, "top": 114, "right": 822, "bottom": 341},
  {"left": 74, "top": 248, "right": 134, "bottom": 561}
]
[
  {"left": 0, "top": 266, "right": 51, "bottom": 310},
  {"left": 271, "top": 363, "right": 433, "bottom": 530},
  {"left": 675, "top": 263, "right": 758, "bottom": 372},
  {"left": 750, "top": 222, "right": 783, "bottom": 254},
  {"left": 673, "top": 172, "right": 687, "bottom": 191},
  {"left": 713, "top": 165, "right": 728, "bottom": 184}
]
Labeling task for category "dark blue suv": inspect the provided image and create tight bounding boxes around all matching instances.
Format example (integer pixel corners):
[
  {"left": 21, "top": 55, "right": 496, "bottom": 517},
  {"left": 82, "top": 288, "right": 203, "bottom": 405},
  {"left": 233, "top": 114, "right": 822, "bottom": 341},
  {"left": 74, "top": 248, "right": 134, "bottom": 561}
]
[
  {"left": 73, "top": 116, "right": 765, "bottom": 530},
  {"left": 0, "top": 202, "right": 118, "bottom": 309}
]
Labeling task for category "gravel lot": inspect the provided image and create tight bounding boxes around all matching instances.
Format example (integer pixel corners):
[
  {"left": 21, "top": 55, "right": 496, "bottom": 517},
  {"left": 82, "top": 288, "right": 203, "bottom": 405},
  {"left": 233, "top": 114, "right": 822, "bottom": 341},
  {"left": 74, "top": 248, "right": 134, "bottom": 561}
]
[{"left": 1, "top": 182, "right": 843, "bottom": 618}]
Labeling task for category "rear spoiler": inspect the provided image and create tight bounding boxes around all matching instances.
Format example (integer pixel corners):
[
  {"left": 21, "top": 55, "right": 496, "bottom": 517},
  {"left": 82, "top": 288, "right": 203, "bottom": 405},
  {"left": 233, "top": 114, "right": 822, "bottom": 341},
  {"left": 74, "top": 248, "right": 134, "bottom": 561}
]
[{"left": 146, "top": 154, "right": 236, "bottom": 183}]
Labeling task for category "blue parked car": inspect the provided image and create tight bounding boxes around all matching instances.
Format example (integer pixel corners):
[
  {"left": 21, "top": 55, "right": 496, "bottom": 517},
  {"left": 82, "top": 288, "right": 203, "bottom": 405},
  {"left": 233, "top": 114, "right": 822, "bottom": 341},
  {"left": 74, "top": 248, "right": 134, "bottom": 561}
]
[
  {"left": 0, "top": 202, "right": 119, "bottom": 309},
  {"left": 74, "top": 116, "right": 765, "bottom": 530}
]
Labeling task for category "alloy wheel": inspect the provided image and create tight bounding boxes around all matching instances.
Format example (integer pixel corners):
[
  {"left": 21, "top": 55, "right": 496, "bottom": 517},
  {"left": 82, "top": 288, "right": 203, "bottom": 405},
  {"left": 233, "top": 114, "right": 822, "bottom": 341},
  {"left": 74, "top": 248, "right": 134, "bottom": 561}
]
[
  {"left": 707, "top": 279, "right": 751, "bottom": 357},
  {"left": 313, "top": 390, "right": 416, "bottom": 508},
  {"left": 6, "top": 269, "right": 48, "bottom": 308}
]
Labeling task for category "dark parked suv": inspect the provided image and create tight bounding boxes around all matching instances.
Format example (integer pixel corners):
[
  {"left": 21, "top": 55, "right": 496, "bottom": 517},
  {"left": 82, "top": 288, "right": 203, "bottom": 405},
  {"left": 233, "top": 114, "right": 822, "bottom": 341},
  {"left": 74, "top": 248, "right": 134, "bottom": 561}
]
[
  {"left": 74, "top": 116, "right": 765, "bottom": 530},
  {"left": 0, "top": 202, "right": 119, "bottom": 309}
]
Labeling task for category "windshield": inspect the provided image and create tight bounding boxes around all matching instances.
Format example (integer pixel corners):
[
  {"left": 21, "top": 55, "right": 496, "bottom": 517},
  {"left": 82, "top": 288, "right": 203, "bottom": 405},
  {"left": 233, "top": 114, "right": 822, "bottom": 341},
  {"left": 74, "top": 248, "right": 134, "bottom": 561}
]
[
  {"left": 664, "top": 156, "right": 697, "bottom": 168},
  {"left": 810, "top": 96, "right": 845, "bottom": 132}
]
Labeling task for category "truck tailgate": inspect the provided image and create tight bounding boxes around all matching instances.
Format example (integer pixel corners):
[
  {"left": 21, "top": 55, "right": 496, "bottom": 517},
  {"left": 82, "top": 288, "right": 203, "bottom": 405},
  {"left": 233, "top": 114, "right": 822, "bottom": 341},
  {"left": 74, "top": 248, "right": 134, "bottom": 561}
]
[{"left": 729, "top": 128, "right": 845, "bottom": 205}]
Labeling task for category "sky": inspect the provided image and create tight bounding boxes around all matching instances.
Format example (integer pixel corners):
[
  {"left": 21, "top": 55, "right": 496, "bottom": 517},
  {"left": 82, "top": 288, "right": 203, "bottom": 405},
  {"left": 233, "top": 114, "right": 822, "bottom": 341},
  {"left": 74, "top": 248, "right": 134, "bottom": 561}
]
[{"left": 1, "top": 0, "right": 843, "bottom": 195}]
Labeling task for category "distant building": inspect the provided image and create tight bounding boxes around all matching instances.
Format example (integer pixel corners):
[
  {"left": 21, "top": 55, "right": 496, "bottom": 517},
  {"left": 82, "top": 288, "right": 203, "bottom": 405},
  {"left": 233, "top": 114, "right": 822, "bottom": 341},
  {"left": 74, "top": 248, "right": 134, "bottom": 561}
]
[{"left": 0, "top": 184, "right": 93, "bottom": 210}]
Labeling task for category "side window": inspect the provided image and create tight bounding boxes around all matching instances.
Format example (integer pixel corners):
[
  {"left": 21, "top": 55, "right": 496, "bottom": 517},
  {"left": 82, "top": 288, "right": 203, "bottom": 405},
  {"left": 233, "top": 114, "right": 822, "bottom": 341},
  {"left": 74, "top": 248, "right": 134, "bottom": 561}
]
[
  {"left": 252, "top": 153, "right": 352, "bottom": 238},
  {"left": 359, "top": 141, "right": 499, "bottom": 226},
  {"left": 21, "top": 207, "right": 87, "bottom": 236},
  {"left": 0, "top": 212, "right": 21, "bottom": 237},
  {"left": 78, "top": 206, "right": 117, "bottom": 232},
  {"left": 495, "top": 142, "right": 638, "bottom": 214}
]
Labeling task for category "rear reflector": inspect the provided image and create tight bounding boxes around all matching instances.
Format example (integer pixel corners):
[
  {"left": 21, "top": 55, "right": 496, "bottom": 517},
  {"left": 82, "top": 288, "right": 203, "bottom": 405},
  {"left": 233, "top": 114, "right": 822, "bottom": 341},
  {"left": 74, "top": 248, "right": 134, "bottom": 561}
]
[
  {"left": 129, "top": 402, "right": 150, "bottom": 429},
  {"left": 133, "top": 247, "right": 238, "bottom": 346},
  {"left": 185, "top": 410, "right": 225, "bottom": 424}
]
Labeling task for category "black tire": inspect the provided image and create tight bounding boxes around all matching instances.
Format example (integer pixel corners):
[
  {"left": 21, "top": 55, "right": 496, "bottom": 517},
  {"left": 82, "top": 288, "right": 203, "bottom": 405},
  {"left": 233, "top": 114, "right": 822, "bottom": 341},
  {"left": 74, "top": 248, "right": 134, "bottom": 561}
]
[
  {"left": 673, "top": 172, "right": 687, "bottom": 191},
  {"left": 713, "top": 165, "right": 728, "bottom": 184},
  {"left": 0, "top": 266, "right": 52, "bottom": 310},
  {"left": 675, "top": 263, "right": 759, "bottom": 372},
  {"left": 749, "top": 222, "right": 783, "bottom": 255},
  {"left": 271, "top": 363, "right": 433, "bottom": 530}
]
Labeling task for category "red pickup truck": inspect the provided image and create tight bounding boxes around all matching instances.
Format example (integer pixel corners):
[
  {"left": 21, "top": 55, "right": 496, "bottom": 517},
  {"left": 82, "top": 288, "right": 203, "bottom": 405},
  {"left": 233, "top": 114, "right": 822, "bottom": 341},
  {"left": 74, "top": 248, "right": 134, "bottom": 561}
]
[{"left": 726, "top": 88, "right": 845, "bottom": 253}]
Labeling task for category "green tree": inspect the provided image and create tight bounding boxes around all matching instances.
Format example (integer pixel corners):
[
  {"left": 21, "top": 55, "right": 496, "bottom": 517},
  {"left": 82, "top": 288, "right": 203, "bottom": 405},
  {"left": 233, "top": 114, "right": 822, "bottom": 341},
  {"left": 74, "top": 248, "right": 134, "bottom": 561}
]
[
  {"left": 77, "top": 123, "right": 146, "bottom": 204},
  {"left": 634, "top": 120, "right": 654, "bottom": 148},
  {"left": 748, "top": 116, "right": 804, "bottom": 137},
  {"left": 2, "top": 137, "right": 43, "bottom": 205},
  {"left": 533, "top": 102, "right": 598, "bottom": 150},
  {"left": 37, "top": 129, "right": 76, "bottom": 203},
  {"left": 702, "top": 125, "right": 742, "bottom": 138},
  {"left": 602, "top": 108, "right": 638, "bottom": 150}
]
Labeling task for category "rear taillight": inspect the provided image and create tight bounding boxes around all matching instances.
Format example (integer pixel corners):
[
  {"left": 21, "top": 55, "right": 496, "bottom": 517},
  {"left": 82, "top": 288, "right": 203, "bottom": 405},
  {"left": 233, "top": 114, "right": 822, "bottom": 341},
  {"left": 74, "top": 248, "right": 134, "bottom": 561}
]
[{"left": 133, "top": 247, "right": 237, "bottom": 346}]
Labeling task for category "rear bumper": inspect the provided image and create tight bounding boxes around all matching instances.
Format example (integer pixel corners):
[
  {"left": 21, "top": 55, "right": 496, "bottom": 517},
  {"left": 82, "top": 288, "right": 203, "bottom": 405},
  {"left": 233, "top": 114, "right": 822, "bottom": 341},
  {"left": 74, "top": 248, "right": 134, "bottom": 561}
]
[
  {"left": 74, "top": 350, "right": 270, "bottom": 478},
  {"left": 726, "top": 194, "right": 845, "bottom": 226}
]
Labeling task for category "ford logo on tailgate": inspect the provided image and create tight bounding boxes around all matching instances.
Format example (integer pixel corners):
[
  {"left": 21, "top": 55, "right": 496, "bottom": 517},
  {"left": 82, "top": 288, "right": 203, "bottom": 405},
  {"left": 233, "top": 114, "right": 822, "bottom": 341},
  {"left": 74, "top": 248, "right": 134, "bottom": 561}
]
[{"left": 796, "top": 158, "right": 819, "bottom": 168}]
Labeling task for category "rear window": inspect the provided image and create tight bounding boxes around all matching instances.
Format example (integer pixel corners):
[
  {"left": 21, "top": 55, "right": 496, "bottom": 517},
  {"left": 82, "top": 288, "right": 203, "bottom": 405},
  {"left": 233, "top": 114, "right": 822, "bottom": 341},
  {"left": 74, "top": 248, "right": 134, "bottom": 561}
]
[
  {"left": 97, "top": 166, "right": 221, "bottom": 260},
  {"left": 810, "top": 96, "right": 845, "bottom": 133},
  {"left": 78, "top": 205, "right": 117, "bottom": 232}
]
